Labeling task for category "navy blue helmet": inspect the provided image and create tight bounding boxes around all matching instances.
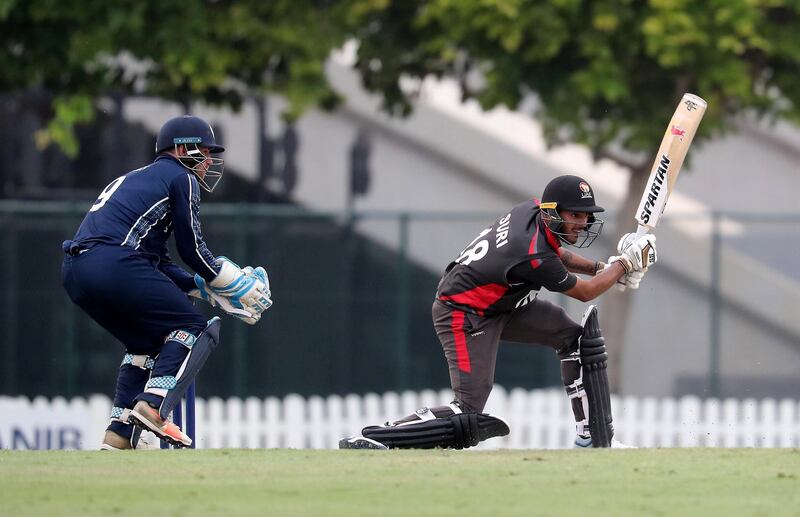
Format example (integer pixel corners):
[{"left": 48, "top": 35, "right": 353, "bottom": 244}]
[
  {"left": 155, "top": 115, "right": 224, "bottom": 154},
  {"left": 155, "top": 115, "right": 225, "bottom": 192}
]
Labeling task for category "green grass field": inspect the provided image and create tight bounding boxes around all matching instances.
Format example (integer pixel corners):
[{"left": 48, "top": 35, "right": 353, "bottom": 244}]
[{"left": 1, "top": 448, "right": 798, "bottom": 516}]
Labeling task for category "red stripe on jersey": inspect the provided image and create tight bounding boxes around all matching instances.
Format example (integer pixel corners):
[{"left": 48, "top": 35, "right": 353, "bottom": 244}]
[
  {"left": 439, "top": 283, "right": 508, "bottom": 315},
  {"left": 529, "top": 216, "right": 561, "bottom": 269},
  {"left": 529, "top": 224, "right": 542, "bottom": 268},
  {"left": 544, "top": 225, "right": 561, "bottom": 251},
  {"left": 451, "top": 310, "right": 471, "bottom": 373}
]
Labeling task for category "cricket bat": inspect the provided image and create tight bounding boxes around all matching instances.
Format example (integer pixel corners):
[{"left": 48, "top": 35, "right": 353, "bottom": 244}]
[{"left": 634, "top": 93, "right": 707, "bottom": 237}]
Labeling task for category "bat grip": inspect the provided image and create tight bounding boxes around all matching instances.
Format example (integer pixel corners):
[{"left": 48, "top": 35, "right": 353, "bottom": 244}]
[{"left": 634, "top": 225, "right": 656, "bottom": 267}]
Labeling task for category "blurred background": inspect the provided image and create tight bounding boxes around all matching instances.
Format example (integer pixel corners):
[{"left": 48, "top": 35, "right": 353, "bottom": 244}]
[{"left": 2, "top": 1, "right": 799, "bottom": 448}]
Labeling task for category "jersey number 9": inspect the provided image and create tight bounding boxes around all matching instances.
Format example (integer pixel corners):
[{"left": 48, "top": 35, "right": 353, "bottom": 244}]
[{"left": 89, "top": 176, "right": 126, "bottom": 212}]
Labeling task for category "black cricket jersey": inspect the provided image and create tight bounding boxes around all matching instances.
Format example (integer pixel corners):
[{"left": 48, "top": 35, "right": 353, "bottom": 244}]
[
  {"left": 436, "top": 200, "right": 577, "bottom": 316},
  {"left": 69, "top": 155, "right": 219, "bottom": 292}
]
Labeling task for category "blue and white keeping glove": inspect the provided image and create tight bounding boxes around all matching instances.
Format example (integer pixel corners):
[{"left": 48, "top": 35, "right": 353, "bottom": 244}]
[
  {"left": 210, "top": 257, "right": 272, "bottom": 313},
  {"left": 193, "top": 257, "right": 273, "bottom": 325},
  {"left": 189, "top": 277, "right": 218, "bottom": 307},
  {"left": 193, "top": 274, "right": 259, "bottom": 324}
]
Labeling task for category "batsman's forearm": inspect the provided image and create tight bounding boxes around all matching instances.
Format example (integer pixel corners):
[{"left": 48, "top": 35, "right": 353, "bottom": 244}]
[
  {"left": 585, "top": 262, "right": 627, "bottom": 298},
  {"left": 565, "top": 262, "right": 626, "bottom": 302},
  {"left": 559, "top": 249, "right": 599, "bottom": 276}
]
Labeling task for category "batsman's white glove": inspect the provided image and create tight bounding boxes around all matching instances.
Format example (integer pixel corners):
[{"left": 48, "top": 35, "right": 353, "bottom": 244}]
[
  {"left": 617, "top": 232, "right": 638, "bottom": 254},
  {"left": 616, "top": 234, "right": 657, "bottom": 273},
  {"left": 598, "top": 257, "right": 631, "bottom": 292},
  {"left": 605, "top": 255, "right": 648, "bottom": 292}
]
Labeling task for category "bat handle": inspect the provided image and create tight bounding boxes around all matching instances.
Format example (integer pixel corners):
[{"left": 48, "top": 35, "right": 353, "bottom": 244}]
[
  {"left": 635, "top": 224, "right": 652, "bottom": 237},
  {"left": 634, "top": 224, "right": 656, "bottom": 267}
]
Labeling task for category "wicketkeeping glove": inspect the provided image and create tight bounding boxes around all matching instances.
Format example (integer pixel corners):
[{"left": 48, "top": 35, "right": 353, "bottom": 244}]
[
  {"left": 193, "top": 274, "right": 262, "bottom": 325},
  {"left": 188, "top": 281, "right": 217, "bottom": 307},
  {"left": 191, "top": 257, "right": 273, "bottom": 325}
]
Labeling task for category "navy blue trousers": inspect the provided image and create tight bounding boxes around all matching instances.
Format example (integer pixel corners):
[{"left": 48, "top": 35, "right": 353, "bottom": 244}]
[{"left": 62, "top": 244, "right": 208, "bottom": 439}]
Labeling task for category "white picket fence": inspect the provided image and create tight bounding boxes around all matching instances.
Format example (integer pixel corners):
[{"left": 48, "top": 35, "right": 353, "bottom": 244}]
[{"left": 3, "top": 387, "right": 800, "bottom": 450}]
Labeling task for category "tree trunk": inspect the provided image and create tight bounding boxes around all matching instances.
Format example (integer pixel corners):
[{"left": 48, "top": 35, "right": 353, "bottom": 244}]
[{"left": 602, "top": 164, "right": 650, "bottom": 393}]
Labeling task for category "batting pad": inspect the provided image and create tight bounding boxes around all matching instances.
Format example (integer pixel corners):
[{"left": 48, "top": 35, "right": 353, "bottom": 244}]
[
  {"left": 579, "top": 305, "right": 614, "bottom": 448},
  {"left": 159, "top": 317, "right": 221, "bottom": 420},
  {"left": 362, "top": 413, "right": 509, "bottom": 449}
]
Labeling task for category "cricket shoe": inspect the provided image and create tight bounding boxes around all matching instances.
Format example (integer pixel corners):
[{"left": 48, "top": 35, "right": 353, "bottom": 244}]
[
  {"left": 574, "top": 435, "right": 636, "bottom": 449},
  {"left": 100, "top": 430, "right": 133, "bottom": 450},
  {"left": 129, "top": 400, "right": 192, "bottom": 448},
  {"left": 338, "top": 436, "right": 389, "bottom": 450}
]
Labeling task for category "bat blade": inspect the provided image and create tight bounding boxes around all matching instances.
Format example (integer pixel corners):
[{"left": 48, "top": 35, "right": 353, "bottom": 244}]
[{"left": 635, "top": 93, "right": 707, "bottom": 236}]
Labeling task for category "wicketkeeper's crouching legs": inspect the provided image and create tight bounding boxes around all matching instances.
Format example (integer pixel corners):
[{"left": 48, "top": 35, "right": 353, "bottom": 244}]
[
  {"left": 340, "top": 401, "right": 509, "bottom": 450},
  {"left": 101, "top": 353, "right": 155, "bottom": 450},
  {"left": 560, "top": 304, "right": 614, "bottom": 448},
  {"left": 129, "top": 317, "right": 221, "bottom": 447}
]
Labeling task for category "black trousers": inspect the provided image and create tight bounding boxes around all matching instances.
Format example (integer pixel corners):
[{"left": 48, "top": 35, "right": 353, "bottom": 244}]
[{"left": 432, "top": 297, "right": 582, "bottom": 412}]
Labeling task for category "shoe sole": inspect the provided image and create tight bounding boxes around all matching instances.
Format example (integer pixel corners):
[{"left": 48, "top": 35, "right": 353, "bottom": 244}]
[
  {"left": 339, "top": 437, "right": 389, "bottom": 450},
  {"left": 129, "top": 410, "right": 191, "bottom": 448}
]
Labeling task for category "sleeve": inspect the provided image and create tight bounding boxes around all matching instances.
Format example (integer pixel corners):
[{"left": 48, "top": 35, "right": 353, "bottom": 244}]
[
  {"left": 158, "top": 244, "right": 197, "bottom": 293},
  {"left": 169, "top": 173, "right": 220, "bottom": 281},
  {"left": 515, "top": 255, "right": 578, "bottom": 293}
]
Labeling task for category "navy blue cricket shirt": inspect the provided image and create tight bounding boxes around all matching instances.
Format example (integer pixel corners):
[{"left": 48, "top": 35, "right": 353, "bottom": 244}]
[{"left": 70, "top": 155, "right": 220, "bottom": 292}]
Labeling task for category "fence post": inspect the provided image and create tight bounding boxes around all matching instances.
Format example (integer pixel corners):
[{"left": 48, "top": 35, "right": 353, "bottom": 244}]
[
  {"left": 3, "top": 216, "right": 18, "bottom": 394},
  {"left": 708, "top": 211, "right": 722, "bottom": 398},
  {"left": 232, "top": 209, "right": 249, "bottom": 396},
  {"left": 62, "top": 214, "right": 78, "bottom": 398},
  {"left": 395, "top": 212, "right": 410, "bottom": 389}
]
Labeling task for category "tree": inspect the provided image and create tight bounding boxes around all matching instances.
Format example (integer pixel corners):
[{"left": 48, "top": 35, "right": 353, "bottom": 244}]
[
  {"left": 344, "top": 0, "right": 800, "bottom": 389},
  {"left": 0, "top": 0, "right": 349, "bottom": 156}
]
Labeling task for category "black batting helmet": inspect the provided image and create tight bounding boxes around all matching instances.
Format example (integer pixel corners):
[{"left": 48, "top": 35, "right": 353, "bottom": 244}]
[
  {"left": 538, "top": 175, "right": 605, "bottom": 248},
  {"left": 540, "top": 175, "right": 605, "bottom": 213}
]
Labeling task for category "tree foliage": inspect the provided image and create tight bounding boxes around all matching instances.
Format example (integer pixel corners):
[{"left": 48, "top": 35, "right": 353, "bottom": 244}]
[
  {"left": 6, "top": 0, "right": 800, "bottom": 163},
  {"left": 348, "top": 0, "right": 800, "bottom": 169},
  {"left": 0, "top": 0, "right": 348, "bottom": 156}
]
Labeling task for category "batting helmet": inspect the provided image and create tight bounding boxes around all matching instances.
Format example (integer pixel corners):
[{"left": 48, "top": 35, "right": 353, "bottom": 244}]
[
  {"left": 155, "top": 115, "right": 225, "bottom": 155},
  {"left": 539, "top": 175, "right": 605, "bottom": 248},
  {"left": 155, "top": 115, "right": 225, "bottom": 192},
  {"left": 540, "top": 175, "right": 604, "bottom": 213}
]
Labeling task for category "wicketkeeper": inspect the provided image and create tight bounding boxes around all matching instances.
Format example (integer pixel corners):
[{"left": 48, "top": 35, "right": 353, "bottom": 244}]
[
  {"left": 62, "top": 115, "right": 272, "bottom": 449},
  {"left": 341, "top": 175, "right": 656, "bottom": 450}
]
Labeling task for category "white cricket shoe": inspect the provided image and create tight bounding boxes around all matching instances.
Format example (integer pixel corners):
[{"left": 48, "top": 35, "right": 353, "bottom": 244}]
[{"left": 573, "top": 435, "right": 637, "bottom": 449}]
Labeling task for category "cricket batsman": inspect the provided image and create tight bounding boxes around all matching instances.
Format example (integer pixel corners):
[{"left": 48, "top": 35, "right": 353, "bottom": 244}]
[
  {"left": 62, "top": 115, "right": 272, "bottom": 449},
  {"left": 341, "top": 175, "right": 656, "bottom": 449}
]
